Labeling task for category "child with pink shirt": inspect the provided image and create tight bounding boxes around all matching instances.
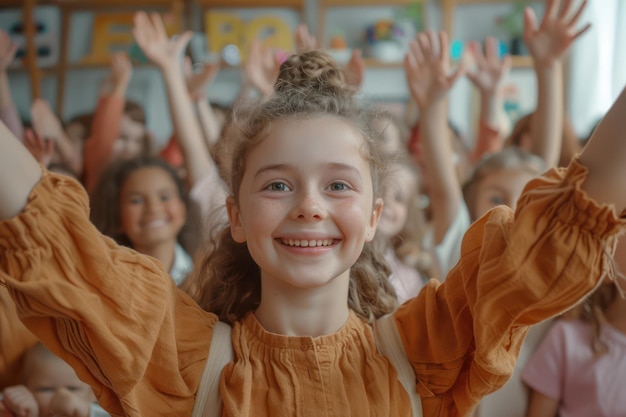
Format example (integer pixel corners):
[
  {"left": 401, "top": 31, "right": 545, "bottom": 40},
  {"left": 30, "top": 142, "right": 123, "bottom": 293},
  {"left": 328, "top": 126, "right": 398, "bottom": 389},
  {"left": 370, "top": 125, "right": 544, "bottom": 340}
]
[{"left": 521, "top": 237, "right": 626, "bottom": 417}]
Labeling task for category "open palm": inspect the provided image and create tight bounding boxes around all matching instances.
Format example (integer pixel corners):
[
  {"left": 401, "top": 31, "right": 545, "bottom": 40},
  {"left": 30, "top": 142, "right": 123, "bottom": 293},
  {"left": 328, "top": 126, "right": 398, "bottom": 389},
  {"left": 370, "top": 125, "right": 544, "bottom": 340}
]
[
  {"left": 467, "top": 37, "right": 511, "bottom": 95},
  {"left": 133, "top": 12, "right": 192, "bottom": 69},
  {"left": 404, "top": 31, "right": 464, "bottom": 110},
  {"left": 523, "top": 0, "right": 590, "bottom": 65}
]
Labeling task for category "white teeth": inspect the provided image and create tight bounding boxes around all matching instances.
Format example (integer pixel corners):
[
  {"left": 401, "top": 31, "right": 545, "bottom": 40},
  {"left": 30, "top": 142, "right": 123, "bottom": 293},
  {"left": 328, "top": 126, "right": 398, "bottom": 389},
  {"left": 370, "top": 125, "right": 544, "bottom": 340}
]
[
  {"left": 281, "top": 239, "right": 333, "bottom": 247},
  {"left": 144, "top": 219, "right": 167, "bottom": 228}
]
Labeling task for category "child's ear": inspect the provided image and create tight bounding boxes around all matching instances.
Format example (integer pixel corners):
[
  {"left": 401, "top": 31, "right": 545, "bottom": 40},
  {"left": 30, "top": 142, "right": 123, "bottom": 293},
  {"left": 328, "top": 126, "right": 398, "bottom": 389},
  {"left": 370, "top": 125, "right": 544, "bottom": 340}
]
[
  {"left": 365, "top": 197, "right": 384, "bottom": 242},
  {"left": 226, "top": 195, "right": 246, "bottom": 243}
]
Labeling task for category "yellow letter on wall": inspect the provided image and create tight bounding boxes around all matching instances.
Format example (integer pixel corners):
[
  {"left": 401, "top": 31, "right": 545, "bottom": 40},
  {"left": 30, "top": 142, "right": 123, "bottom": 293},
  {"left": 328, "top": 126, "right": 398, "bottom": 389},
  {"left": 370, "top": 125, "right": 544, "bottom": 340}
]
[
  {"left": 205, "top": 11, "right": 294, "bottom": 62},
  {"left": 82, "top": 12, "right": 180, "bottom": 65},
  {"left": 245, "top": 16, "right": 293, "bottom": 58},
  {"left": 205, "top": 12, "right": 244, "bottom": 56}
]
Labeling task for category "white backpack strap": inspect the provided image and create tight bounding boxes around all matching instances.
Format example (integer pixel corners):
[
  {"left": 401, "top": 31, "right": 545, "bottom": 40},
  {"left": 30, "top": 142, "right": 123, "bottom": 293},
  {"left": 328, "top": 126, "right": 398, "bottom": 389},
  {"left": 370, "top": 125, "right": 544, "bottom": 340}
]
[
  {"left": 191, "top": 320, "right": 234, "bottom": 417},
  {"left": 373, "top": 314, "right": 423, "bottom": 417}
]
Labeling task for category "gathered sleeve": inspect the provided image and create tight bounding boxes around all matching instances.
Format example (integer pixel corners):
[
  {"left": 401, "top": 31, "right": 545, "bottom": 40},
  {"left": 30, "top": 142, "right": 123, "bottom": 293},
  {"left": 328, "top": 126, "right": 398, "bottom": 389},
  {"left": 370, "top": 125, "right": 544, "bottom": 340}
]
[
  {"left": 0, "top": 171, "right": 216, "bottom": 417},
  {"left": 0, "top": 286, "right": 38, "bottom": 389},
  {"left": 394, "top": 159, "right": 626, "bottom": 416}
]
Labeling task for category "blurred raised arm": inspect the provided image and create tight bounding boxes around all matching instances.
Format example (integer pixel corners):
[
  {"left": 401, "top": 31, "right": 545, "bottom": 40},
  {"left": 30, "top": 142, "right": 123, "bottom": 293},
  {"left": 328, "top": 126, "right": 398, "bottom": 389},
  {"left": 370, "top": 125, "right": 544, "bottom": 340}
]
[
  {"left": 524, "top": 0, "right": 590, "bottom": 168},
  {"left": 0, "top": 30, "right": 23, "bottom": 141},
  {"left": 0, "top": 121, "right": 42, "bottom": 219},
  {"left": 404, "top": 30, "right": 465, "bottom": 244}
]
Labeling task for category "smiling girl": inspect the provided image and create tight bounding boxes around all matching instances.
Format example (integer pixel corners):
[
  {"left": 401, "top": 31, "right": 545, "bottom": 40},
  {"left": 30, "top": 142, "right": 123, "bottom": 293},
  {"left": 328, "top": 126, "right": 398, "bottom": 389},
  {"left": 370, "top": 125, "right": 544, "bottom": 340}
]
[
  {"left": 0, "top": 5, "right": 625, "bottom": 416},
  {"left": 90, "top": 156, "right": 195, "bottom": 285}
]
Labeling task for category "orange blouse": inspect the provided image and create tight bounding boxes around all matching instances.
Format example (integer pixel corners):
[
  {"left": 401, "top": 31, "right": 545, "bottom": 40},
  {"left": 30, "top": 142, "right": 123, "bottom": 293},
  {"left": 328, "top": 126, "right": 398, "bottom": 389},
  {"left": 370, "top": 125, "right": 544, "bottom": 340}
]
[
  {"left": 0, "top": 286, "right": 38, "bottom": 389},
  {"left": 0, "top": 160, "right": 623, "bottom": 417}
]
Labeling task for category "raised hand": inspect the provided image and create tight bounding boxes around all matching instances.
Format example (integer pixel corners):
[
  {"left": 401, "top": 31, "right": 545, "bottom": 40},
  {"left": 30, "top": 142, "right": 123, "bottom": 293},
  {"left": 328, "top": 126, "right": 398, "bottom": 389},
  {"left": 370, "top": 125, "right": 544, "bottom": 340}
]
[
  {"left": 1, "top": 386, "right": 38, "bottom": 417},
  {"left": 132, "top": 11, "right": 192, "bottom": 70},
  {"left": 30, "top": 98, "right": 65, "bottom": 140},
  {"left": 295, "top": 23, "right": 317, "bottom": 52},
  {"left": 244, "top": 38, "right": 280, "bottom": 97},
  {"left": 404, "top": 30, "right": 465, "bottom": 111},
  {"left": 110, "top": 51, "right": 132, "bottom": 88},
  {"left": 523, "top": 0, "right": 590, "bottom": 65},
  {"left": 184, "top": 57, "right": 219, "bottom": 101},
  {"left": 466, "top": 37, "right": 511, "bottom": 95},
  {"left": 24, "top": 128, "right": 55, "bottom": 167},
  {"left": 0, "top": 29, "right": 17, "bottom": 72},
  {"left": 345, "top": 49, "right": 365, "bottom": 89}
]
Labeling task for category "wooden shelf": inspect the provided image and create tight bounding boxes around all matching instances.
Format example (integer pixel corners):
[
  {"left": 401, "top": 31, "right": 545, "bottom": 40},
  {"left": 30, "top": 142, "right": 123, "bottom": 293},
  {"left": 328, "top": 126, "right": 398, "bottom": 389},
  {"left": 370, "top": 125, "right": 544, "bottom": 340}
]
[
  {"left": 363, "top": 58, "right": 403, "bottom": 68},
  {"left": 319, "top": 0, "right": 422, "bottom": 6},
  {"left": 510, "top": 55, "right": 532, "bottom": 68},
  {"left": 53, "top": 0, "right": 179, "bottom": 6},
  {"left": 318, "top": 0, "right": 426, "bottom": 65},
  {"left": 442, "top": 0, "right": 535, "bottom": 70},
  {"left": 193, "top": 0, "right": 304, "bottom": 7},
  {"left": 445, "top": 0, "right": 518, "bottom": 3}
]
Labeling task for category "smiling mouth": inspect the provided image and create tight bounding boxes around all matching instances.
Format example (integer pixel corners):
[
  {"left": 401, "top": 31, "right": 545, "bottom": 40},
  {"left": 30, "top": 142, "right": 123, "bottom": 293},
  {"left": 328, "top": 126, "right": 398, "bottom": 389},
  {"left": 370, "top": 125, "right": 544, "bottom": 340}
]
[
  {"left": 279, "top": 239, "right": 336, "bottom": 247},
  {"left": 143, "top": 219, "right": 168, "bottom": 228}
]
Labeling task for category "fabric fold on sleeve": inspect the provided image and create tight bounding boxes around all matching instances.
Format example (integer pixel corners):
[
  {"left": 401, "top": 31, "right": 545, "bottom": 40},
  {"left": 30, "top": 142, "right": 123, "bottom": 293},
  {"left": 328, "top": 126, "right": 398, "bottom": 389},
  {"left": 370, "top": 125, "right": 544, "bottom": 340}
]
[
  {"left": 393, "top": 158, "right": 626, "bottom": 416},
  {"left": 0, "top": 171, "right": 216, "bottom": 417}
]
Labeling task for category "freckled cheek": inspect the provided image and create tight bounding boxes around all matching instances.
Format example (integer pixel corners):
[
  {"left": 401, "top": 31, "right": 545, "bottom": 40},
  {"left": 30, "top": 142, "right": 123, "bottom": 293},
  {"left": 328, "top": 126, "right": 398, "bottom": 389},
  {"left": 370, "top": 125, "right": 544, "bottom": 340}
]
[
  {"left": 335, "top": 200, "right": 372, "bottom": 234},
  {"left": 242, "top": 201, "right": 283, "bottom": 231}
]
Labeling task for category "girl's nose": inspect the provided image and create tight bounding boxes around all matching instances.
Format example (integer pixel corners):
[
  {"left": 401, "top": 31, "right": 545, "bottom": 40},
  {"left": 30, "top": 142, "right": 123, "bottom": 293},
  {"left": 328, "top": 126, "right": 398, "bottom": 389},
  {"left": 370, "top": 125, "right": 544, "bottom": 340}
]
[
  {"left": 291, "top": 190, "right": 326, "bottom": 221},
  {"left": 145, "top": 196, "right": 162, "bottom": 213}
]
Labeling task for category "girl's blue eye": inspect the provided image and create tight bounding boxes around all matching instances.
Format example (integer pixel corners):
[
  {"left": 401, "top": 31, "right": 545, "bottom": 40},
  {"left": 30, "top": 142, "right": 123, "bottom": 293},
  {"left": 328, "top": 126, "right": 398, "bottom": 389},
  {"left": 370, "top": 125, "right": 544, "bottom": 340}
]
[
  {"left": 160, "top": 194, "right": 172, "bottom": 202},
  {"left": 266, "top": 182, "right": 290, "bottom": 191},
  {"left": 329, "top": 182, "right": 349, "bottom": 191},
  {"left": 489, "top": 196, "right": 505, "bottom": 206},
  {"left": 130, "top": 197, "right": 143, "bottom": 205}
]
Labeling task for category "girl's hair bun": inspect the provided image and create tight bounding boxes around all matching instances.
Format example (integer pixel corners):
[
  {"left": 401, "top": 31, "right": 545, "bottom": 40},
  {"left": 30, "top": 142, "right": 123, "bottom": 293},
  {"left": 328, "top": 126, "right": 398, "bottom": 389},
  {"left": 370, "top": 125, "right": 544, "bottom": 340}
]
[{"left": 274, "top": 49, "right": 356, "bottom": 98}]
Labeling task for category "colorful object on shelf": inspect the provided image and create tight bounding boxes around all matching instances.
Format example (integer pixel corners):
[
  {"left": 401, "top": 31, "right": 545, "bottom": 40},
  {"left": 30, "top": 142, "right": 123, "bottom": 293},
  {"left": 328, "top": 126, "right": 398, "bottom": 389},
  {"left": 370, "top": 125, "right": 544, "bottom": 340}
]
[
  {"left": 82, "top": 12, "right": 179, "bottom": 65},
  {"left": 327, "top": 31, "right": 350, "bottom": 64},
  {"left": 365, "top": 19, "right": 405, "bottom": 44},
  {"left": 495, "top": 1, "right": 528, "bottom": 55},
  {"left": 364, "top": 18, "right": 413, "bottom": 63},
  {"left": 495, "top": 1, "right": 526, "bottom": 37},
  {"left": 450, "top": 39, "right": 464, "bottom": 61},
  {"left": 401, "top": 3, "right": 424, "bottom": 32},
  {"left": 369, "top": 41, "right": 403, "bottom": 63},
  {"left": 329, "top": 32, "right": 347, "bottom": 50},
  {"left": 205, "top": 11, "right": 294, "bottom": 62}
]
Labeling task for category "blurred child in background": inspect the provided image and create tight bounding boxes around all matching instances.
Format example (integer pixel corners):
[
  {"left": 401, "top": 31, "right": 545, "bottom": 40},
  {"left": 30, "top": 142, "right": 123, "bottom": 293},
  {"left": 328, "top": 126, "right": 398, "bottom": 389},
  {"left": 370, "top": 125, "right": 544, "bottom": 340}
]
[
  {"left": 1, "top": 343, "right": 105, "bottom": 417},
  {"left": 521, "top": 237, "right": 626, "bottom": 417},
  {"left": 90, "top": 156, "right": 197, "bottom": 285}
]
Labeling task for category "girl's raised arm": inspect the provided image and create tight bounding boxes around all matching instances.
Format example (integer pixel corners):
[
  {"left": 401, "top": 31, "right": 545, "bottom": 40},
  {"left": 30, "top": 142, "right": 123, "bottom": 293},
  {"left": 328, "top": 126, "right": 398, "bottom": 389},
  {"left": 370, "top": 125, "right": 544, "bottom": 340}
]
[
  {"left": 579, "top": 82, "right": 626, "bottom": 213},
  {"left": 185, "top": 58, "right": 222, "bottom": 147},
  {"left": 0, "top": 30, "right": 23, "bottom": 141},
  {"left": 0, "top": 121, "right": 42, "bottom": 219},
  {"left": 404, "top": 30, "right": 465, "bottom": 244},
  {"left": 524, "top": 0, "right": 590, "bottom": 168},
  {"left": 466, "top": 37, "right": 511, "bottom": 163},
  {"left": 133, "top": 12, "right": 212, "bottom": 187}
]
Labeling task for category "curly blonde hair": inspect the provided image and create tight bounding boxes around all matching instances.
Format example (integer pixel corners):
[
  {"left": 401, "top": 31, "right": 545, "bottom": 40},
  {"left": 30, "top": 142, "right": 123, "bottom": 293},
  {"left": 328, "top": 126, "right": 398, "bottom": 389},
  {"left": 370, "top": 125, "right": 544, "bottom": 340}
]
[{"left": 181, "top": 50, "right": 398, "bottom": 324}]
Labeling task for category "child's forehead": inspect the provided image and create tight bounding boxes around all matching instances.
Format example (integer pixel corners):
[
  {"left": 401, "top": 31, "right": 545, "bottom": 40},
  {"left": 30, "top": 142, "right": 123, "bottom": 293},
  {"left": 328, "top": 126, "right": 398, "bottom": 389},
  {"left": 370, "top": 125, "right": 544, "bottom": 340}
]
[
  {"left": 262, "top": 116, "right": 366, "bottom": 150},
  {"left": 242, "top": 116, "right": 372, "bottom": 174}
]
